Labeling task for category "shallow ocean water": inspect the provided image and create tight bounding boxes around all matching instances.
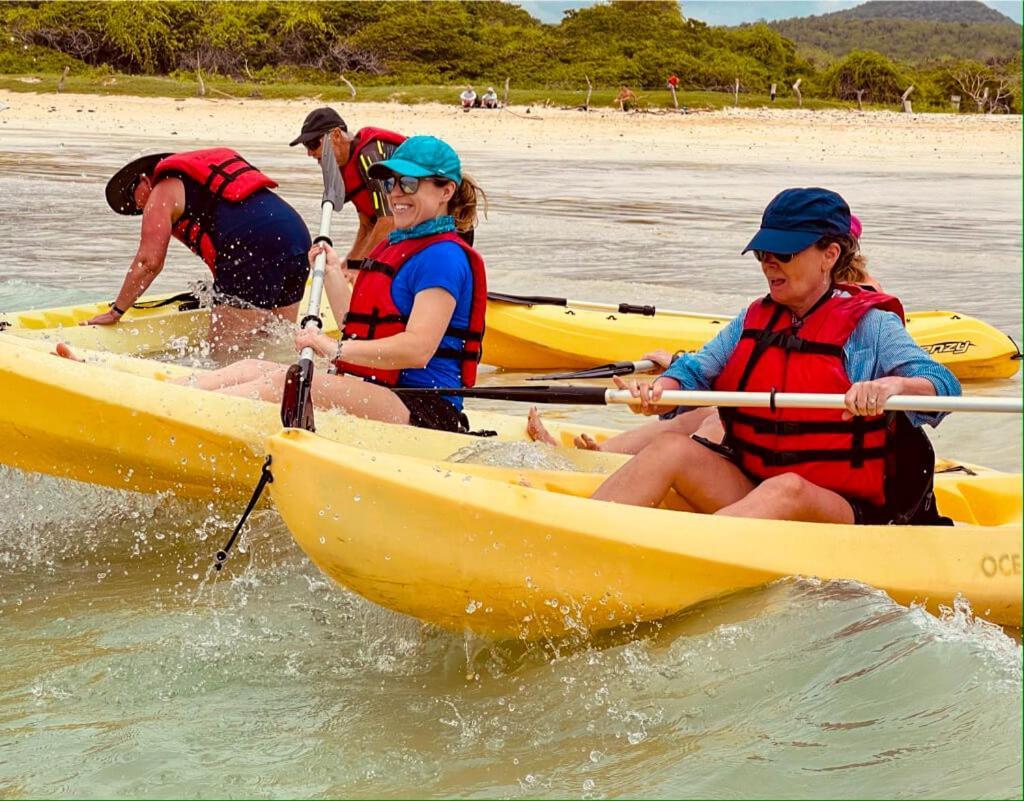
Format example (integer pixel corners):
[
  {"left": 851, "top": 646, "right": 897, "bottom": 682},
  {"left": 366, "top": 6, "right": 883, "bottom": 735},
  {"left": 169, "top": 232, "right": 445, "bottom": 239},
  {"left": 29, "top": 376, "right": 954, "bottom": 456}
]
[{"left": 0, "top": 124, "right": 1020, "bottom": 798}]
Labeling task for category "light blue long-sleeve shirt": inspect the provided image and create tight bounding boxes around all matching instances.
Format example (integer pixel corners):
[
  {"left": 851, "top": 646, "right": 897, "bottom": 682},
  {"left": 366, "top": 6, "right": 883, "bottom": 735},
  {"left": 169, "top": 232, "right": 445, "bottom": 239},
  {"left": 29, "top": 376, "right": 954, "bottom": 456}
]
[{"left": 660, "top": 304, "right": 961, "bottom": 427}]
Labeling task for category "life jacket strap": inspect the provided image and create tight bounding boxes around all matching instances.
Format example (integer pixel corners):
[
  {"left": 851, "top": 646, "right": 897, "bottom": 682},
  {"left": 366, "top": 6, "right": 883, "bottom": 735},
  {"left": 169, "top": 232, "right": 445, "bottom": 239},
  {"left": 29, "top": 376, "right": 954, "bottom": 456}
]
[
  {"left": 727, "top": 410, "right": 888, "bottom": 436},
  {"left": 732, "top": 438, "right": 887, "bottom": 468}
]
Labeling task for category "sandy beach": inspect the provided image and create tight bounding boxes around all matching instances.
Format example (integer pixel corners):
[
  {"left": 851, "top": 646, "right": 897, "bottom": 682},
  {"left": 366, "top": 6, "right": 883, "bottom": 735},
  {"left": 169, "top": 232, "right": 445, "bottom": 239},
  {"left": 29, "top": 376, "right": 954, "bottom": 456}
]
[{"left": 1, "top": 91, "right": 1020, "bottom": 175}]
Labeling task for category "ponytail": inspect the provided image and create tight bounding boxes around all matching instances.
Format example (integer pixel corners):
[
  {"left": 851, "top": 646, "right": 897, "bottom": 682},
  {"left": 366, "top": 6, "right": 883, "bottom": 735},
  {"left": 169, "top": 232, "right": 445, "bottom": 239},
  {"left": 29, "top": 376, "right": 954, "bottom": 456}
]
[
  {"left": 448, "top": 173, "right": 487, "bottom": 233},
  {"left": 817, "top": 233, "right": 871, "bottom": 286}
]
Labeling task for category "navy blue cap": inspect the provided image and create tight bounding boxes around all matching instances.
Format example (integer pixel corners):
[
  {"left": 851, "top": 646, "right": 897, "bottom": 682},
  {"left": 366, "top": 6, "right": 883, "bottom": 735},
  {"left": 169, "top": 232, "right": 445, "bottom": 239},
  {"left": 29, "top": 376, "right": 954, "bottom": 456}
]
[{"left": 742, "top": 187, "right": 852, "bottom": 255}]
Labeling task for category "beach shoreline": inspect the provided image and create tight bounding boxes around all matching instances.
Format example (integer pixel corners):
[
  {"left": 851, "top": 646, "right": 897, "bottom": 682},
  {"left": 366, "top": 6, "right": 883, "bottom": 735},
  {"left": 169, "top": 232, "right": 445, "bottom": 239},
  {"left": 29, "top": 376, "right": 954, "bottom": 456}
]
[{"left": 1, "top": 91, "right": 1020, "bottom": 175}]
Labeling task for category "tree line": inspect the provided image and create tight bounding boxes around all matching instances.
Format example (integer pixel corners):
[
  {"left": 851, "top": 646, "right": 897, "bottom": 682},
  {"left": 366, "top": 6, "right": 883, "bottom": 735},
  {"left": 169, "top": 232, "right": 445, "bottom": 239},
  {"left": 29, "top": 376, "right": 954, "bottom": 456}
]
[{"left": 0, "top": 1, "right": 1018, "bottom": 112}]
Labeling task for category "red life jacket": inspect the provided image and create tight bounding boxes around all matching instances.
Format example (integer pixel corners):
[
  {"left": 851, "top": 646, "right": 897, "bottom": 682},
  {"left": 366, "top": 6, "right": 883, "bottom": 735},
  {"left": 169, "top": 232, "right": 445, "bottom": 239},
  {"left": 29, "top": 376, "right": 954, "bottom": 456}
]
[
  {"left": 713, "top": 284, "right": 906, "bottom": 506},
  {"left": 154, "top": 149, "right": 278, "bottom": 270},
  {"left": 336, "top": 231, "right": 487, "bottom": 387},
  {"left": 340, "top": 127, "right": 407, "bottom": 222}
]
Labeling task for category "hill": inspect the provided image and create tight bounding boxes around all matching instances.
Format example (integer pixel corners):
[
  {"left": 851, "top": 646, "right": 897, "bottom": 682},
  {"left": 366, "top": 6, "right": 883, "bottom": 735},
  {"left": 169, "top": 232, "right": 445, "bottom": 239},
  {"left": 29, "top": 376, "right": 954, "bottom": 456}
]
[
  {"left": 767, "top": 1, "right": 1022, "bottom": 64},
  {"left": 834, "top": 1, "right": 1016, "bottom": 24}
]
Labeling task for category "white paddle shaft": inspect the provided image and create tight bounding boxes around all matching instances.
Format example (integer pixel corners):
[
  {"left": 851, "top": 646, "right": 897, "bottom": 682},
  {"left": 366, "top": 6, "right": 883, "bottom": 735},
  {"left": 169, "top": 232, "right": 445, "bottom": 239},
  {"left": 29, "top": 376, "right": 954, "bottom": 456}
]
[
  {"left": 605, "top": 389, "right": 1022, "bottom": 414},
  {"left": 298, "top": 201, "right": 334, "bottom": 362}
]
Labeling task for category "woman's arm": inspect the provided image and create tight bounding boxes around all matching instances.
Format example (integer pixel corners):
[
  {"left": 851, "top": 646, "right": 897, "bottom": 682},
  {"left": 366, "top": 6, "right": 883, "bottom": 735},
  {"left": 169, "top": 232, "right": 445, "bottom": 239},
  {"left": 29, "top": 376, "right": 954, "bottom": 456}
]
[
  {"left": 340, "top": 288, "right": 456, "bottom": 370},
  {"left": 85, "top": 181, "right": 179, "bottom": 325}
]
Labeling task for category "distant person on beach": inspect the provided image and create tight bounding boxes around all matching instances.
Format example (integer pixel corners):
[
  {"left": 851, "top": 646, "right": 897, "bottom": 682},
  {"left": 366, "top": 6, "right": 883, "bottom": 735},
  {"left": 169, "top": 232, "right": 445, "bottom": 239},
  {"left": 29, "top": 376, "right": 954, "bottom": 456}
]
[
  {"left": 481, "top": 87, "right": 499, "bottom": 109},
  {"left": 460, "top": 86, "right": 477, "bottom": 111},
  {"left": 291, "top": 107, "right": 406, "bottom": 273},
  {"left": 615, "top": 85, "right": 637, "bottom": 112},
  {"left": 92, "top": 148, "right": 311, "bottom": 353}
]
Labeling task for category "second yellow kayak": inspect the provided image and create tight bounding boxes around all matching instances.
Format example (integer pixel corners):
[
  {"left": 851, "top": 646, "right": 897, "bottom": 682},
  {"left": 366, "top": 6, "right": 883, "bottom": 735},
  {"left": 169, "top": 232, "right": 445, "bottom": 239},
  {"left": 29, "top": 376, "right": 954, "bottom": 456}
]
[{"left": 3, "top": 290, "right": 1019, "bottom": 380}]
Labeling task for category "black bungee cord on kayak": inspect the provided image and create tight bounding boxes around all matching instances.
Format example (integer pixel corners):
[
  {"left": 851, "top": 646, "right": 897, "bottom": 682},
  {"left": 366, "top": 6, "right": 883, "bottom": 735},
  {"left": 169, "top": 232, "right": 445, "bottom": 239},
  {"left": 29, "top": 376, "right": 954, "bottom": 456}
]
[{"left": 213, "top": 140, "right": 344, "bottom": 571}]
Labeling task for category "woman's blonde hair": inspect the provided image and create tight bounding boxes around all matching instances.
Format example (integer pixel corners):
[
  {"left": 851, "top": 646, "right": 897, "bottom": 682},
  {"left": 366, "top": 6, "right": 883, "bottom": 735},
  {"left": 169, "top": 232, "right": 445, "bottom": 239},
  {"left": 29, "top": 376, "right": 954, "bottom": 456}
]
[
  {"left": 447, "top": 172, "right": 487, "bottom": 233},
  {"left": 816, "top": 233, "right": 870, "bottom": 285}
]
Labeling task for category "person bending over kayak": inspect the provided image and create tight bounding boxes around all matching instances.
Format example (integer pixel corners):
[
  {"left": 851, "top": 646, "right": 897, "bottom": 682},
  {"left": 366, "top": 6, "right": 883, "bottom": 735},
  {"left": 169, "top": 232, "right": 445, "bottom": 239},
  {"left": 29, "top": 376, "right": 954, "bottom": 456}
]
[
  {"left": 290, "top": 107, "right": 408, "bottom": 273},
  {"left": 526, "top": 213, "right": 878, "bottom": 453},
  {"left": 93, "top": 148, "right": 312, "bottom": 355},
  {"left": 159, "top": 136, "right": 488, "bottom": 432},
  {"left": 589, "top": 187, "right": 959, "bottom": 525}
]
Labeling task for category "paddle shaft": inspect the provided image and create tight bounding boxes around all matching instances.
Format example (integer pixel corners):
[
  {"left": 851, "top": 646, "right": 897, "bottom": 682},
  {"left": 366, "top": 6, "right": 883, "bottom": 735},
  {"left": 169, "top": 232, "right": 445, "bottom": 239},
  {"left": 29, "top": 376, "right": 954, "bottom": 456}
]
[
  {"left": 530, "top": 359, "right": 658, "bottom": 381},
  {"left": 298, "top": 201, "right": 334, "bottom": 359},
  {"left": 487, "top": 291, "right": 725, "bottom": 321},
  {"left": 393, "top": 385, "right": 1022, "bottom": 414}
]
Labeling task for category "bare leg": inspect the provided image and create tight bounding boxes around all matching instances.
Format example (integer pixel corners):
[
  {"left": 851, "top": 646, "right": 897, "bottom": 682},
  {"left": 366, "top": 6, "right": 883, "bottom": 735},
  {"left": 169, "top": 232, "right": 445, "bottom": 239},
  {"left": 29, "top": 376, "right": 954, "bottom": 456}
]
[
  {"left": 218, "top": 368, "right": 412, "bottom": 425},
  {"left": 271, "top": 301, "right": 301, "bottom": 324},
  {"left": 717, "top": 473, "right": 854, "bottom": 524},
  {"left": 169, "top": 357, "right": 284, "bottom": 390},
  {"left": 592, "top": 432, "right": 754, "bottom": 510},
  {"left": 207, "top": 305, "right": 281, "bottom": 359},
  {"left": 528, "top": 406, "right": 718, "bottom": 454}
]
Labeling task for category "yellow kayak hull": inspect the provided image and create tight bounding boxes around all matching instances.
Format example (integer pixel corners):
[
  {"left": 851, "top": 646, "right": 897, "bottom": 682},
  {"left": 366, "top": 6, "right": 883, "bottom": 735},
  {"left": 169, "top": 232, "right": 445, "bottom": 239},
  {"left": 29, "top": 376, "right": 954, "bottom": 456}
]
[
  {"left": 484, "top": 302, "right": 1023, "bottom": 380},
  {"left": 3, "top": 292, "right": 1019, "bottom": 380},
  {"left": 267, "top": 429, "right": 1023, "bottom": 639},
  {"left": 0, "top": 336, "right": 621, "bottom": 501}
]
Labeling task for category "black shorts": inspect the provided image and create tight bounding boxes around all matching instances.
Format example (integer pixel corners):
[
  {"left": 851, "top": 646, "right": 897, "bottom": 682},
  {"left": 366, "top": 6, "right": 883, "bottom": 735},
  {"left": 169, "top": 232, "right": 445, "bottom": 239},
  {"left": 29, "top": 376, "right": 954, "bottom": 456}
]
[
  {"left": 400, "top": 395, "right": 470, "bottom": 433},
  {"left": 213, "top": 252, "right": 310, "bottom": 310}
]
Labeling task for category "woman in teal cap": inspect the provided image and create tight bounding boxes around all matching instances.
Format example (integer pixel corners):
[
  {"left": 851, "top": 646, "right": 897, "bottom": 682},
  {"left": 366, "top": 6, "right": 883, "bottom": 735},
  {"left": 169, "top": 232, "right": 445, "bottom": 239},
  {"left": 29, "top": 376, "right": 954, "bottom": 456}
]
[{"left": 162, "top": 135, "right": 488, "bottom": 432}]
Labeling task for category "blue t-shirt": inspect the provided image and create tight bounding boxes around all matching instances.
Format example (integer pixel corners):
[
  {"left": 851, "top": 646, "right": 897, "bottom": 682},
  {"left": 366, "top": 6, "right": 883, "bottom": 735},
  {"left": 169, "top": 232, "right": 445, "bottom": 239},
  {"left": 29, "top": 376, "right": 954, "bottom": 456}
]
[{"left": 390, "top": 241, "right": 473, "bottom": 409}]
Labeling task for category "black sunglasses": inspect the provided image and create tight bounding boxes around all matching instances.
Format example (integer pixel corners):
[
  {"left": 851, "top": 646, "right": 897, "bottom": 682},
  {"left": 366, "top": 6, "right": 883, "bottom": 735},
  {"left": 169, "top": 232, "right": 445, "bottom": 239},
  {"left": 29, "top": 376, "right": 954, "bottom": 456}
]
[
  {"left": 752, "top": 250, "right": 795, "bottom": 264},
  {"left": 303, "top": 135, "right": 323, "bottom": 152},
  {"left": 382, "top": 175, "right": 450, "bottom": 195}
]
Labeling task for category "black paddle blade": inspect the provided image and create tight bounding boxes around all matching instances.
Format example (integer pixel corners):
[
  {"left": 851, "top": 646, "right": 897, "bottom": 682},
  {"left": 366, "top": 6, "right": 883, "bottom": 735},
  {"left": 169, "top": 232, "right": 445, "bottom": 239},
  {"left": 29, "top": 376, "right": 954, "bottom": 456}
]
[
  {"left": 487, "top": 291, "right": 568, "bottom": 307},
  {"left": 527, "top": 361, "right": 638, "bottom": 381},
  {"left": 281, "top": 360, "right": 316, "bottom": 431}
]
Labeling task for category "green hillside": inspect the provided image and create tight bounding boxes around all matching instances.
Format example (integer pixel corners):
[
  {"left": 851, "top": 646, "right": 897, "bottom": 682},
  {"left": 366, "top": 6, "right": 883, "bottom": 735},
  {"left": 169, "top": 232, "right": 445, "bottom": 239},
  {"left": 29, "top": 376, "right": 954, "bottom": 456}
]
[
  {"left": 768, "top": 1, "right": 1021, "bottom": 64},
  {"left": 834, "top": 1, "right": 1016, "bottom": 24}
]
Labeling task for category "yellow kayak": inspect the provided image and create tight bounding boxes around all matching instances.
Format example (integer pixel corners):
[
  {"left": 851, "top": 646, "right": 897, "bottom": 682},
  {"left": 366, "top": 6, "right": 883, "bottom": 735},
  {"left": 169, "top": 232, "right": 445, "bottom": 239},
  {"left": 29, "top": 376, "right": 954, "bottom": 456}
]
[
  {"left": 0, "top": 336, "right": 621, "bottom": 501},
  {"left": 267, "top": 428, "right": 1023, "bottom": 639},
  {"left": 3, "top": 291, "right": 1019, "bottom": 380},
  {"left": 484, "top": 300, "right": 1023, "bottom": 380}
]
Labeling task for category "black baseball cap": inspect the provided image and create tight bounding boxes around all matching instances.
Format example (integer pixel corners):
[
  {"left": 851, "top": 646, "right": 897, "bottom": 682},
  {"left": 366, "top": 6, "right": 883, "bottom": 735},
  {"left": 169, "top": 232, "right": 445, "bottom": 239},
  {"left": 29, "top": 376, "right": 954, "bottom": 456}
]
[
  {"left": 289, "top": 107, "right": 348, "bottom": 147},
  {"left": 105, "top": 153, "right": 172, "bottom": 215}
]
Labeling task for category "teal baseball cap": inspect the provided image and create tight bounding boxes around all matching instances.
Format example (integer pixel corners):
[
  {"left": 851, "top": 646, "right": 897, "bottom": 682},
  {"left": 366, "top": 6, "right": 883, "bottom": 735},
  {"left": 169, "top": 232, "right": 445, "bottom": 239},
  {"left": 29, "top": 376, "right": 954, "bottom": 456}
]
[{"left": 368, "top": 135, "right": 462, "bottom": 185}]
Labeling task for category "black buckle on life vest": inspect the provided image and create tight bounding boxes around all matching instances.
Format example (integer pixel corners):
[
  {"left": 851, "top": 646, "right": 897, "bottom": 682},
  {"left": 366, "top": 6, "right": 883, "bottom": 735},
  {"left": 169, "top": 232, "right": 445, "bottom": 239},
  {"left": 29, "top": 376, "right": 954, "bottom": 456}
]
[
  {"left": 343, "top": 308, "right": 406, "bottom": 340},
  {"left": 733, "top": 437, "right": 887, "bottom": 467},
  {"left": 728, "top": 410, "right": 888, "bottom": 437},
  {"left": 358, "top": 259, "right": 397, "bottom": 278},
  {"left": 204, "top": 155, "right": 258, "bottom": 200},
  {"left": 739, "top": 328, "right": 845, "bottom": 357}
]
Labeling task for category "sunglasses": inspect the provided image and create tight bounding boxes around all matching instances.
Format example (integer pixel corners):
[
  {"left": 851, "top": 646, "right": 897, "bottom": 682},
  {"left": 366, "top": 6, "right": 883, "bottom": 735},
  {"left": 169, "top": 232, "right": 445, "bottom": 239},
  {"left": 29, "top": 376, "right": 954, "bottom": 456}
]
[
  {"left": 752, "top": 250, "right": 795, "bottom": 264},
  {"left": 382, "top": 175, "right": 450, "bottom": 195},
  {"left": 303, "top": 136, "right": 323, "bottom": 153}
]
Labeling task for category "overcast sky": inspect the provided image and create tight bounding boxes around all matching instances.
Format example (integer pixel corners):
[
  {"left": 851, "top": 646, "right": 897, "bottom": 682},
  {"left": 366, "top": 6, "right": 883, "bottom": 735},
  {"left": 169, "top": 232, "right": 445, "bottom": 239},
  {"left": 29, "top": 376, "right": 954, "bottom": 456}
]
[{"left": 515, "top": 1, "right": 1024, "bottom": 25}]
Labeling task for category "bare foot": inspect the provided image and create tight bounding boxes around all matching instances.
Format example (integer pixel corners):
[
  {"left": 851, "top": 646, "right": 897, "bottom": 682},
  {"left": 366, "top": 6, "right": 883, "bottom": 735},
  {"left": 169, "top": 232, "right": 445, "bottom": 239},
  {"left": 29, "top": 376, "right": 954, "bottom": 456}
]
[
  {"left": 53, "top": 342, "right": 84, "bottom": 362},
  {"left": 526, "top": 406, "right": 560, "bottom": 446},
  {"left": 573, "top": 433, "right": 603, "bottom": 451}
]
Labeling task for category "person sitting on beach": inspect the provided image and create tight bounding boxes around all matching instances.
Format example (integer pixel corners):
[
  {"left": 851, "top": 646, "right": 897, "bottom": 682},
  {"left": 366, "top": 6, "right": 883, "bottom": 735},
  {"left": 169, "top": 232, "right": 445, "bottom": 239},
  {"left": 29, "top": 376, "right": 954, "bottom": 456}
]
[
  {"left": 481, "top": 87, "right": 499, "bottom": 109},
  {"left": 527, "top": 213, "right": 879, "bottom": 454},
  {"left": 588, "top": 187, "right": 959, "bottom": 525},
  {"left": 86, "top": 136, "right": 487, "bottom": 433},
  {"left": 460, "top": 86, "right": 477, "bottom": 110},
  {"left": 615, "top": 85, "right": 637, "bottom": 112},
  {"left": 291, "top": 107, "right": 406, "bottom": 274},
  {"left": 91, "top": 148, "right": 312, "bottom": 354}
]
